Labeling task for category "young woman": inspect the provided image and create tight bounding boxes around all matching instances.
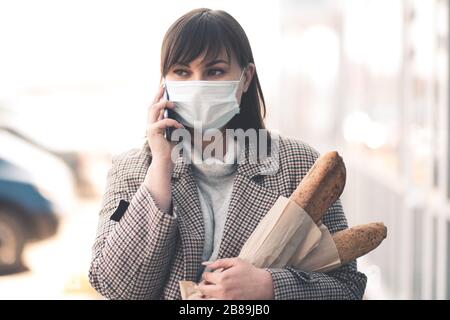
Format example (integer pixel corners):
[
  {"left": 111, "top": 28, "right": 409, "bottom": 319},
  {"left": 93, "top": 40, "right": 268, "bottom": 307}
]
[{"left": 89, "top": 8, "right": 367, "bottom": 300}]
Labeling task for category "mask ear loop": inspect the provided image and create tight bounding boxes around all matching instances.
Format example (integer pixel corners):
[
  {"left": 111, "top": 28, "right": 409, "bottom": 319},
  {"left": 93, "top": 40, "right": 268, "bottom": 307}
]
[{"left": 239, "top": 66, "right": 247, "bottom": 82}]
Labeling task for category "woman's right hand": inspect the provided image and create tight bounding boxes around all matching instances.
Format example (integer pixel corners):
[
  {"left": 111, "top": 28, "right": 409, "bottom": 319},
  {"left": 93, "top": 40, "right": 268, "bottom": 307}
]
[
  {"left": 144, "top": 86, "right": 184, "bottom": 214},
  {"left": 146, "top": 85, "right": 184, "bottom": 161}
]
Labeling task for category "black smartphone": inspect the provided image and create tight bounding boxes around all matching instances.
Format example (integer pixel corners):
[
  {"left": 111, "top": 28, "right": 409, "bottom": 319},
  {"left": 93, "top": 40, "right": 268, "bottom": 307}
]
[{"left": 163, "top": 85, "right": 175, "bottom": 141}]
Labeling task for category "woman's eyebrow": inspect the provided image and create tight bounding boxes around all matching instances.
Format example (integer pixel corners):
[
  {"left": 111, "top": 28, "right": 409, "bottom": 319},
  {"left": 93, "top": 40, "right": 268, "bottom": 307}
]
[
  {"left": 204, "top": 59, "right": 229, "bottom": 67},
  {"left": 173, "top": 62, "right": 190, "bottom": 67}
]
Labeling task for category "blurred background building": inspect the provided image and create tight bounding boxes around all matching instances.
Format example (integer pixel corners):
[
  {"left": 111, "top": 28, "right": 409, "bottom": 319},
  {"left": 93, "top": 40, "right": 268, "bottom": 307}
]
[{"left": 0, "top": 0, "right": 448, "bottom": 299}]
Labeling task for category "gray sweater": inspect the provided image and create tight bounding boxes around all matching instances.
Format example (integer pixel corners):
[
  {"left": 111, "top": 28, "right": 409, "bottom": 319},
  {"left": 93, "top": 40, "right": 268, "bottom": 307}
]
[{"left": 190, "top": 137, "right": 239, "bottom": 265}]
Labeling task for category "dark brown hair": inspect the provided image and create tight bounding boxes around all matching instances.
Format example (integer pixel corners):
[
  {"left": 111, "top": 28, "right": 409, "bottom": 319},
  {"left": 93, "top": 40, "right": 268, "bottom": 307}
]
[{"left": 160, "top": 8, "right": 266, "bottom": 131}]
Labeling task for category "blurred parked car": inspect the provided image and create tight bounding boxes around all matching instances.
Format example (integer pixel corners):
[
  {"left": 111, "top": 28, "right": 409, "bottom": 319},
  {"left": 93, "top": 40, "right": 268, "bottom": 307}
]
[
  {"left": 0, "top": 127, "right": 76, "bottom": 273},
  {"left": 0, "top": 159, "right": 58, "bottom": 272}
]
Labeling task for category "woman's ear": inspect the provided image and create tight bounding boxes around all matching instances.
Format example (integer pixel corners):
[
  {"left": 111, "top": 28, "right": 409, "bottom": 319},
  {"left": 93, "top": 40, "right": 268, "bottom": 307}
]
[{"left": 243, "top": 63, "right": 256, "bottom": 92}]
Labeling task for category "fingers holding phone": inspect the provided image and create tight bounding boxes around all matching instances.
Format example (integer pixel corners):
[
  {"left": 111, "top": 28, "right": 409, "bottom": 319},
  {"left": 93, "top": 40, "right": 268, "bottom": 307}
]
[{"left": 146, "top": 86, "right": 183, "bottom": 160}]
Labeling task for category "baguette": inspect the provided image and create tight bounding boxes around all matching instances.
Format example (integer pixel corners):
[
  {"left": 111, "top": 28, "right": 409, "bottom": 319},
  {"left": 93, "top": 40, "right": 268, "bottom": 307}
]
[
  {"left": 332, "top": 222, "right": 387, "bottom": 265},
  {"left": 290, "top": 151, "right": 346, "bottom": 223}
]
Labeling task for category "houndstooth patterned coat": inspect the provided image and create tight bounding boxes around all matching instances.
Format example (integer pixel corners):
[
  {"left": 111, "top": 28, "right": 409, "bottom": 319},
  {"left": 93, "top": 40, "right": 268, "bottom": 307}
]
[{"left": 89, "top": 134, "right": 367, "bottom": 300}]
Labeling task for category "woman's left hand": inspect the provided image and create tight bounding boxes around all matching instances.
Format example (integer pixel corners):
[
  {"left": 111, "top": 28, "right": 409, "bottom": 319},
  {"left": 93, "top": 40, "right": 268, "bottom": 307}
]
[{"left": 197, "top": 257, "right": 274, "bottom": 300}]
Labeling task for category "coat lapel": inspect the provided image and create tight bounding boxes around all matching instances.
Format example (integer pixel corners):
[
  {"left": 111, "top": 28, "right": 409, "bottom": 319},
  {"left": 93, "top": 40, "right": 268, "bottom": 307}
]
[
  {"left": 215, "top": 173, "right": 280, "bottom": 260},
  {"left": 216, "top": 137, "right": 281, "bottom": 260},
  {"left": 170, "top": 150, "right": 205, "bottom": 281}
]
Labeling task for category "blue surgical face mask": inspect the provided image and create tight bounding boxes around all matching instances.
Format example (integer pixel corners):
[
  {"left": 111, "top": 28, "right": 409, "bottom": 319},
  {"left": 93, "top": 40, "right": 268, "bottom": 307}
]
[{"left": 164, "top": 70, "right": 245, "bottom": 130}]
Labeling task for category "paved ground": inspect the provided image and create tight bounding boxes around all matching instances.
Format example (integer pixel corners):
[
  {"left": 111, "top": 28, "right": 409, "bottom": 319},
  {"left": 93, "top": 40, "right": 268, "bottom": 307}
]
[{"left": 0, "top": 197, "right": 103, "bottom": 299}]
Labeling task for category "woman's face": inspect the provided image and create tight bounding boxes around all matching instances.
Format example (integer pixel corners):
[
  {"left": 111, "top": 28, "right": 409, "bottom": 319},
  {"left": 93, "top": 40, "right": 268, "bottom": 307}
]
[{"left": 165, "top": 48, "right": 255, "bottom": 104}]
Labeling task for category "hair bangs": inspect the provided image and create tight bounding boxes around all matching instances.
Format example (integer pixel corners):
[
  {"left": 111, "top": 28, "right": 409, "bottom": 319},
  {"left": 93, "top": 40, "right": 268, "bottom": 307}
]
[{"left": 162, "top": 12, "right": 233, "bottom": 75}]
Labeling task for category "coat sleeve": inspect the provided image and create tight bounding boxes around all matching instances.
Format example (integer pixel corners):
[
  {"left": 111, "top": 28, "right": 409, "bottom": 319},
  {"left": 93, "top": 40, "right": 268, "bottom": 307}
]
[
  {"left": 266, "top": 198, "right": 368, "bottom": 299},
  {"left": 88, "top": 152, "right": 178, "bottom": 300}
]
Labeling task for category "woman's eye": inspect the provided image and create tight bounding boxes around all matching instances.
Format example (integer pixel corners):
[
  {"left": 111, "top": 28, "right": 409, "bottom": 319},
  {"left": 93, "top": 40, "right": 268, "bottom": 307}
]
[
  {"left": 174, "top": 69, "right": 189, "bottom": 77},
  {"left": 207, "top": 69, "right": 224, "bottom": 76}
]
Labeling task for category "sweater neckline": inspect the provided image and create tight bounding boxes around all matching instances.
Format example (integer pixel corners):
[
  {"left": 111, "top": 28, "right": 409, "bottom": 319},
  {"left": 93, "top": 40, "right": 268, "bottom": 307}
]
[{"left": 190, "top": 136, "right": 240, "bottom": 179}]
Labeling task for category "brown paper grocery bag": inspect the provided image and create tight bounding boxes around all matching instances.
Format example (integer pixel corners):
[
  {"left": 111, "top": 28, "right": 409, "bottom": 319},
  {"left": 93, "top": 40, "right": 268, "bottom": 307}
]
[
  {"left": 239, "top": 196, "right": 322, "bottom": 268},
  {"left": 290, "top": 224, "right": 341, "bottom": 272}
]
